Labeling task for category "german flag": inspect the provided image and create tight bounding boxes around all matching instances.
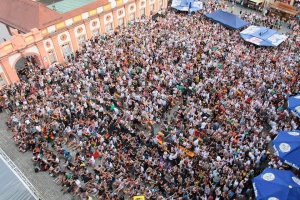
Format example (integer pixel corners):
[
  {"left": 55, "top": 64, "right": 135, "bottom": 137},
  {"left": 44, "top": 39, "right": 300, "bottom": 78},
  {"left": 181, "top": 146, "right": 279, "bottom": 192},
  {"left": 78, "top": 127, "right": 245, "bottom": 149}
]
[{"left": 157, "top": 132, "right": 164, "bottom": 144}]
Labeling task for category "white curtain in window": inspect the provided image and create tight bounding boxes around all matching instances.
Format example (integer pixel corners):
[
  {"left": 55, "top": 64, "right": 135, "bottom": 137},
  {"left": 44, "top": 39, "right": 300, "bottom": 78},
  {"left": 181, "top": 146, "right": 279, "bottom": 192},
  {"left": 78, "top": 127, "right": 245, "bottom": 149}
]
[
  {"left": 48, "top": 51, "right": 55, "bottom": 63},
  {"left": 118, "top": 18, "right": 124, "bottom": 27},
  {"left": 78, "top": 36, "right": 85, "bottom": 44},
  {"left": 106, "top": 23, "right": 112, "bottom": 32},
  {"left": 150, "top": 4, "right": 155, "bottom": 11},
  {"left": 130, "top": 13, "right": 135, "bottom": 21},
  {"left": 159, "top": 0, "right": 163, "bottom": 9},
  {"left": 62, "top": 44, "right": 72, "bottom": 56},
  {"left": 93, "top": 29, "right": 99, "bottom": 36}
]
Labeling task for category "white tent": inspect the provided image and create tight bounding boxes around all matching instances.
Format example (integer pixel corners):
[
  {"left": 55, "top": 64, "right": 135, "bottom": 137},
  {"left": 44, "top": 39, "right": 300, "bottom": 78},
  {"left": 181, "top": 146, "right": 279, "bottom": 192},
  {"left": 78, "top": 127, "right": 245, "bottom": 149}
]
[{"left": 0, "top": 152, "right": 38, "bottom": 200}]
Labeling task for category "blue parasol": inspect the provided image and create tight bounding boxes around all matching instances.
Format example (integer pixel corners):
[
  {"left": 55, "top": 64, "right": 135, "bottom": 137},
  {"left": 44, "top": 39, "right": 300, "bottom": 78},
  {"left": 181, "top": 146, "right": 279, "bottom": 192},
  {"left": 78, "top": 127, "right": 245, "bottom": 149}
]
[
  {"left": 252, "top": 167, "right": 300, "bottom": 200},
  {"left": 272, "top": 130, "right": 300, "bottom": 170},
  {"left": 288, "top": 94, "right": 300, "bottom": 118}
]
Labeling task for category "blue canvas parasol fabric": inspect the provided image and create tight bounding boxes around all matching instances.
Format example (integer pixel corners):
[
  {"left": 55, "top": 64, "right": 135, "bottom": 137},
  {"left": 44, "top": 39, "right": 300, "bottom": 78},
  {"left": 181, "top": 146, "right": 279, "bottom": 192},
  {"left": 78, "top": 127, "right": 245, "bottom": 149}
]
[
  {"left": 288, "top": 95, "right": 300, "bottom": 118},
  {"left": 240, "top": 25, "right": 288, "bottom": 46},
  {"left": 205, "top": 9, "right": 250, "bottom": 30},
  {"left": 252, "top": 168, "right": 300, "bottom": 200},
  {"left": 171, "top": 0, "right": 203, "bottom": 12},
  {"left": 272, "top": 130, "right": 300, "bottom": 170}
]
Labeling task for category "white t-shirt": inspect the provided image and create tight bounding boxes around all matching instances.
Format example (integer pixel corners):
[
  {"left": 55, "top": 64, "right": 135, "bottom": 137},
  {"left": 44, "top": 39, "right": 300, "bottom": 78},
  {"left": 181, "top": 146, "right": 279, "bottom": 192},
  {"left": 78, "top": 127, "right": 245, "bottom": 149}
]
[
  {"left": 75, "top": 179, "right": 81, "bottom": 187},
  {"left": 77, "top": 129, "right": 83, "bottom": 137}
]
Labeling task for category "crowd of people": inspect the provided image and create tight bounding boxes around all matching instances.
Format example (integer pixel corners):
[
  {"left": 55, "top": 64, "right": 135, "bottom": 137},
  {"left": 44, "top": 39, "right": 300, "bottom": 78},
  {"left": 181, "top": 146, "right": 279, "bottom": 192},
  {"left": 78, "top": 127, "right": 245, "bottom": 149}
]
[
  {"left": 205, "top": 0, "right": 300, "bottom": 31},
  {"left": 1, "top": 0, "right": 300, "bottom": 200}
]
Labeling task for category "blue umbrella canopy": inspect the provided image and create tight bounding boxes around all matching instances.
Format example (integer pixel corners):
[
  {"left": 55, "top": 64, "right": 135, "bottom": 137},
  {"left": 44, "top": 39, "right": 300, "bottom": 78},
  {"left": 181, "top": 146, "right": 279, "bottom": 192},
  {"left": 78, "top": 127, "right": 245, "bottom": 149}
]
[
  {"left": 272, "top": 130, "right": 300, "bottom": 170},
  {"left": 288, "top": 95, "right": 300, "bottom": 110},
  {"left": 252, "top": 168, "right": 300, "bottom": 200},
  {"left": 240, "top": 25, "right": 288, "bottom": 46},
  {"left": 288, "top": 95, "right": 300, "bottom": 118}
]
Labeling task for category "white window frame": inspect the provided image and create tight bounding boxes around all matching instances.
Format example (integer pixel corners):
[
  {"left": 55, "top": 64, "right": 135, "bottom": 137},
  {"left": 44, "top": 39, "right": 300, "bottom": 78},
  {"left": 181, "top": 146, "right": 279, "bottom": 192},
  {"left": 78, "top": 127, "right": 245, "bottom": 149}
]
[
  {"left": 130, "top": 13, "right": 135, "bottom": 21},
  {"left": 159, "top": 0, "right": 163, "bottom": 10},
  {"left": 118, "top": 18, "right": 124, "bottom": 27},
  {"left": 93, "top": 29, "right": 99, "bottom": 37},
  {"left": 78, "top": 35, "right": 86, "bottom": 45},
  {"left": 150, "top": 4, "right": 155, "bottom": 11},
  {"left": 105, "top": 23, "right": 113, "bottom": 32},
  {"left": 140, "top": 9, "right": 145, "bottom": 16},
  {"left": 62, "top": 44, "right": 72, "bottom": 56},
  {"left": 61, "top": 43, "right": 73, "bottom": 61}
]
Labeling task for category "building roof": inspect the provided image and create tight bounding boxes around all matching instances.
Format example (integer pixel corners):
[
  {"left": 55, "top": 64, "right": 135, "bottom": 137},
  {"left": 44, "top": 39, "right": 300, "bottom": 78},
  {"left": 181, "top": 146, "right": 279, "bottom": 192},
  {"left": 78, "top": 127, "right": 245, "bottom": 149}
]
[
  {"left": 0, "top": 0, "right": 109, "bottom": 33},
  {"left": 0, "top": 0, "right": 60, "bottom": 33},
  {"left": 45, "top": 0, "right": 98, "bottom": 14}
]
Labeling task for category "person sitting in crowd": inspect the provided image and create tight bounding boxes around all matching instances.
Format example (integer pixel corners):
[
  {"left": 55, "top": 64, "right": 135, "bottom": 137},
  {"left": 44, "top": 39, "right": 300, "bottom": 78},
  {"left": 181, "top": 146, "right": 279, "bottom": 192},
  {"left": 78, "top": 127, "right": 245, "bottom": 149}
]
[{"left": 2, "top": 0, "right": 300, "bottom": 199}]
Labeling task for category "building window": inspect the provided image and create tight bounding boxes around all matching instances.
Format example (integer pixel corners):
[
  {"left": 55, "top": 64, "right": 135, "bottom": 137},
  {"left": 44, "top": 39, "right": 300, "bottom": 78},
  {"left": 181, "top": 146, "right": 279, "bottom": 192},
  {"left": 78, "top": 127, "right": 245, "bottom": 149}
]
[
  {"left": 106, "top": 23, "right": 112, "bottom": 32},
  {"left": 159, "top": 0, "right": 163, "bottom": 9},
  {"left": 150, "top": 4, "right": 155, "bottom": 11},
  {"left": 130, "top": 13, "right": 135, "bottom": 21},
  {"left": 62, "top": 44, "right": 71, "bottom": 55},
  {"left": 0, "top": 75, "right": 6, "bottom": 87},
  {"left": 118, "top": 18, "right": 124, "bottom": 27},
  {"left": 93, "top": 29, "right": 99, "bottom": 37},
  {"left": 78, "top": 36, "right": 86, "bottom": 45},
  {"left": 140, "top": 9, "right": 145, "bottom": 16},
  {"left": 62, "top": 43, "right": 73, "bottom": 61},
  {"left": 48, "top": 51, "right": 56, "bottom": 63}
]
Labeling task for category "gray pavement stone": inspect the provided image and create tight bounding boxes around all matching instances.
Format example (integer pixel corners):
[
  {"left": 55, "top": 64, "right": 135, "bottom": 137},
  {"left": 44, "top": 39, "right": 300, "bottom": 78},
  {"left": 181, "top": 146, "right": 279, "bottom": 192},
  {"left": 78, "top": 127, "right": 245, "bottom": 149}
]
[{"left": 0, "top": 113, "right": 72, "bottom": 200}]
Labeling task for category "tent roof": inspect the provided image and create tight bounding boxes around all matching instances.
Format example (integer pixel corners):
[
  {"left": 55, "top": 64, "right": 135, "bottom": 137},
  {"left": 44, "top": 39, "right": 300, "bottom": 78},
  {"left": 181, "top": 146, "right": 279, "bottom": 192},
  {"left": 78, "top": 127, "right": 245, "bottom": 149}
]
[
  {"left": 240, "top": 26, "right": 288, "bottom": 46},
  {"left": 0, "top": 155, "right": 37, "bottom": 200},
  {"left": 205, "top": 9, "right": 249, "bottom": 30},
  {"left": 0, "top": 0, "right": 108, "bottom": 32}
]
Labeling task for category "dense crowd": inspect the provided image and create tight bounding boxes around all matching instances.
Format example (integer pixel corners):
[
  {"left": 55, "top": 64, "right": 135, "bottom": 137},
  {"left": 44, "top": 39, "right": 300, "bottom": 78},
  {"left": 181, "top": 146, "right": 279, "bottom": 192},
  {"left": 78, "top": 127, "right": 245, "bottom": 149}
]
[{"left": 1, "top": 1, "right": 300, "bottom": 200}]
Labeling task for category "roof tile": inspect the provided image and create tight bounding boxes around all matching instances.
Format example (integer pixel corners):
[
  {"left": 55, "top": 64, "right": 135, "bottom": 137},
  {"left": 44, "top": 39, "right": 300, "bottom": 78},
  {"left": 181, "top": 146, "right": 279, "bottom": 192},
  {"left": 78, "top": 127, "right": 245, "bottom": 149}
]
[{"left": 0, "top": 0, "right": 109, "bottom": 32}]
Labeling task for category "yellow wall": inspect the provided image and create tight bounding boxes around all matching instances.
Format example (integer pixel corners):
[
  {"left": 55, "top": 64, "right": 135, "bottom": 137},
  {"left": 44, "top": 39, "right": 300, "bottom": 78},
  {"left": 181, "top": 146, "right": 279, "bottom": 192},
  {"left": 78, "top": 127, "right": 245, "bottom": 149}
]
[{"left": 73, "top": 15, "right": 82, "bottom": 22}]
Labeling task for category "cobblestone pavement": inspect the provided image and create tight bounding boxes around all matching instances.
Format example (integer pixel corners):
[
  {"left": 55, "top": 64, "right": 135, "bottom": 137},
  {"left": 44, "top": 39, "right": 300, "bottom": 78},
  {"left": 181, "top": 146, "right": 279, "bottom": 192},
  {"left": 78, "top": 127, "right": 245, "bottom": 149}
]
[
  {"left": 0, "top": 5, "right": 291, "bottom": 200},
  {"left": 0, "top": 113, "right": 72, "bottom": 200}
]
